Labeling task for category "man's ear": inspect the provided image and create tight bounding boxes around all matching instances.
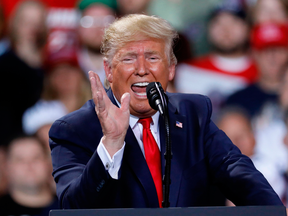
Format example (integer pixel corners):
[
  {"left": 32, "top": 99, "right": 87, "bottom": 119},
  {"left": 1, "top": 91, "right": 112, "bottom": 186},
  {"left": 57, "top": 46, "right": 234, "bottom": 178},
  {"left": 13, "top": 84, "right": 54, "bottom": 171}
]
[
  {"left": 104, "top": 60, "right": 113, "bottom": 83},
  {"left": 168, "top": 64, "right": 176, "bottom": 81}
]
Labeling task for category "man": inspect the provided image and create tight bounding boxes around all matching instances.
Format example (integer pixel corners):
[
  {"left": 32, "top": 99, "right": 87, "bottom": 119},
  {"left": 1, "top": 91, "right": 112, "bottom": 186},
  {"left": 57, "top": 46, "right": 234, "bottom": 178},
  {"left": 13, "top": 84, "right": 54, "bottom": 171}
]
[
  {"left": 174, "top": 0, "right": 258, "bottom": 117},
  {"left": 225, "top": 22, "right": 288, "bottom": 118},
  {"left": 49, "top": 14, "right": 283, "bottom": 208},
  {"left": 77, "top": 0, "right": 117, "bottom": 86},
  {"left": 216, "top": 107, "right": 287, "bottom": 202},
  {"left": 0, "top": 136, "right": 58, "bottom": 215}
]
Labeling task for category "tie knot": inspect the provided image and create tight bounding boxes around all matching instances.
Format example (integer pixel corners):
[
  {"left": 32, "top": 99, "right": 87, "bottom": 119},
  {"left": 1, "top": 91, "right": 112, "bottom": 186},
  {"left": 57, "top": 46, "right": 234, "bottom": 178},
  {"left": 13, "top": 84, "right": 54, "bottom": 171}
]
[{"left": 138, "top": 117, "right": 152, "bottom": 129}]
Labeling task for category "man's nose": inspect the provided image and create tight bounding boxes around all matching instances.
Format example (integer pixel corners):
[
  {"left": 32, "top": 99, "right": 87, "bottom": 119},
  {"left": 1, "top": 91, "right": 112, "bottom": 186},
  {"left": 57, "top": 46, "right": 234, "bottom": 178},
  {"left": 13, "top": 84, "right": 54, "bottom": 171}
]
[{"left": 135, "top": 56, "right": 148, "bottom": 76}]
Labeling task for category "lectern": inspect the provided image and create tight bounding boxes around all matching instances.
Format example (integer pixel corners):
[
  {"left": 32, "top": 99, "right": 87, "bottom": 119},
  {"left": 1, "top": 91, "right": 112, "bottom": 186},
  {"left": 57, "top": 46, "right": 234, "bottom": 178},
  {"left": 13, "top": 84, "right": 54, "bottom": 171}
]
[{"left": 50, "top": 206, "right": 286, "bottom": 216}]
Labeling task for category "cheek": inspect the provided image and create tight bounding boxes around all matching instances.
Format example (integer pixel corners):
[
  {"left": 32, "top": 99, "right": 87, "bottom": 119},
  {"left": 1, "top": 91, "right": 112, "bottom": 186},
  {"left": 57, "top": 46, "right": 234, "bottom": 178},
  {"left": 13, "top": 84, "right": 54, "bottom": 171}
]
[
  {"left": 209, "top": 27, "right": 222, "bottom": 41},
  {"left": 232, "top": 25, "right": 248, "bottom": 40}
]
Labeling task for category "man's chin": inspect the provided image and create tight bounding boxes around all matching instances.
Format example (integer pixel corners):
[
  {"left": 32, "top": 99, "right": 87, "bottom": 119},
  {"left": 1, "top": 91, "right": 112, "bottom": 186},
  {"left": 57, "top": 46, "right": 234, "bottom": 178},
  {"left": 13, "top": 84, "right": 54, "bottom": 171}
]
[{"left": 130, "top": 106, "right": 157, "bottom": 118}]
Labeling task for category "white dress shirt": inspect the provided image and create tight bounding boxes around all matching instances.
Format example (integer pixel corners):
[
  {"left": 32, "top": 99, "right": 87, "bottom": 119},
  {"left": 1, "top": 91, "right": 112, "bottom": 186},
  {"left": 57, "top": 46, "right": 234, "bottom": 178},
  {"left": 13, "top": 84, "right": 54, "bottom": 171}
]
[{"left": 97, "top": 96, "right": 160, "bottom": 179}]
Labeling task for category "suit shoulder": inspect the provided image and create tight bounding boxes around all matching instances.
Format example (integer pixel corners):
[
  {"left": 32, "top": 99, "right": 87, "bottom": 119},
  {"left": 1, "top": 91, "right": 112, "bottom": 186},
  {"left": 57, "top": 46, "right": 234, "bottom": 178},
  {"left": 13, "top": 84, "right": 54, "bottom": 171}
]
[
  {"left": 49, "top": 99, "right": 99, "bottom": 137},
  {"left": 56, "top": 100, "right": 95, "bottom": 123},
  {"left": 167, "top": 93, "right": 212, "bottom": 112}
]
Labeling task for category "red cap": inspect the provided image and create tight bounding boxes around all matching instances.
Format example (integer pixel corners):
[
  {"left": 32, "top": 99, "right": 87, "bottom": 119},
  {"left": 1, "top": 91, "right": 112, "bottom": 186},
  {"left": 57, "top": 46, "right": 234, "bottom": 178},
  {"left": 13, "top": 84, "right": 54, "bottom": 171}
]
[
  {"left": 251, "top": 23, "right": 288, "bottom": 50},
  {"left": 44, "top": 28, "right": 79, "bottom": 71}
]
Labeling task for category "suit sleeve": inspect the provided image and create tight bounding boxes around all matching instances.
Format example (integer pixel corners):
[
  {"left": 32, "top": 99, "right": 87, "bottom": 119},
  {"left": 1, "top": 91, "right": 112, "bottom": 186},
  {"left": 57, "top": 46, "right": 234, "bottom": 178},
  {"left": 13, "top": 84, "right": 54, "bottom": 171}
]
[
  {"left": 49, "top": 119, "right": 119, "bottom": 209},
  {"left": 202, "top": 97, "right": 284, "bottom": 206}
]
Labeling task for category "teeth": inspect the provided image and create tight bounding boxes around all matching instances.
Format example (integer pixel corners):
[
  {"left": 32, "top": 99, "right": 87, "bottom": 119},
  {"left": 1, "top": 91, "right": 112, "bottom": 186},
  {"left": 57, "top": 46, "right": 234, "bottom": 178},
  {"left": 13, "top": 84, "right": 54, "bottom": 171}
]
[
  {"left": 133, "top": 82, "right": 149, "bottom": 87},
  {"left": 134, "top": 92, "right": 147, "bottom": 96}
]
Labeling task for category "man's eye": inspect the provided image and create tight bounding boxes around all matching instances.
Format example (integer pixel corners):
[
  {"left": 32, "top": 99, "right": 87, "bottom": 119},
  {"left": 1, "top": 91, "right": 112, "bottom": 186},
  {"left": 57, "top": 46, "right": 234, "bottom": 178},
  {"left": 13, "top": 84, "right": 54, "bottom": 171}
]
[
  {"left": 123, "top": 58, "right": 133, "bottom": 63},
  {"left": 149, "top": 57, "right": 159, "bottom": 61}
]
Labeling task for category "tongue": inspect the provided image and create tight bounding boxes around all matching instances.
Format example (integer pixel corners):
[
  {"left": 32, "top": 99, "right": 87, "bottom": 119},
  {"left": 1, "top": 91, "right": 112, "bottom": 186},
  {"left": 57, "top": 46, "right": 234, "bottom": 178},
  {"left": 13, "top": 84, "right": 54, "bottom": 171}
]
[{"left": 131, "top": 86, "right": 146, "bottom": 93}]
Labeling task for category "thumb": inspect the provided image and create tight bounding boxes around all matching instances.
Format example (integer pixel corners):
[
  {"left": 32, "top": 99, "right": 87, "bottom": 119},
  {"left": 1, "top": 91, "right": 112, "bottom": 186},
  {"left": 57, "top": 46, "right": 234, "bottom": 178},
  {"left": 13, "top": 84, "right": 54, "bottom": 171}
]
[{"left": 120, "top": 92, "right": 130, "bottom": 113}]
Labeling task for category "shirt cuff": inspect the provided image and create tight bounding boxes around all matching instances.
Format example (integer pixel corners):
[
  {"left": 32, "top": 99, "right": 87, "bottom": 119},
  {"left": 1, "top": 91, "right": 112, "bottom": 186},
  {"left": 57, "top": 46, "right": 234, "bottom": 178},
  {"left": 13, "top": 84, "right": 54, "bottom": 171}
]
[{"left": 97, "top": 137, "right": 125, "bottom": 179}]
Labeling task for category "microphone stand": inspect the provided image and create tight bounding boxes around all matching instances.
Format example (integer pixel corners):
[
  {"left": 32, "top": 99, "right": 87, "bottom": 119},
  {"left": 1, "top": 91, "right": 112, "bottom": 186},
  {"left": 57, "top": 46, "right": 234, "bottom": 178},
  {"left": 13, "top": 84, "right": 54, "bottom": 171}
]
[
  {"left": 157, "top": 88, "right": 172, "bottom": 208},
  {"left": 162, "top": 109, "right": 172, "bottom": 208}
]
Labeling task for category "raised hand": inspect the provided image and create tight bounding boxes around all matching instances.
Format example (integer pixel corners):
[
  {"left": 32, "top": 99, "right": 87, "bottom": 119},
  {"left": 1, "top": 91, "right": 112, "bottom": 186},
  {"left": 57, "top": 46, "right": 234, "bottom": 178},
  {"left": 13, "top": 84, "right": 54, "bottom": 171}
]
[{"left": 89, "top": 71, "right": 131, "bottom": 157}]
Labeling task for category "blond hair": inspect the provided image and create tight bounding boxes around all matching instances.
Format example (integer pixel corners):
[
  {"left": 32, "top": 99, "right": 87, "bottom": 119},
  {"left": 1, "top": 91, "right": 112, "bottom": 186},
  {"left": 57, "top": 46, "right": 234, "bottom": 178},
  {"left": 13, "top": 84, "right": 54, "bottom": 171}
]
[{"left": 101, "top": 14, "right": 178, "bottom": 67}]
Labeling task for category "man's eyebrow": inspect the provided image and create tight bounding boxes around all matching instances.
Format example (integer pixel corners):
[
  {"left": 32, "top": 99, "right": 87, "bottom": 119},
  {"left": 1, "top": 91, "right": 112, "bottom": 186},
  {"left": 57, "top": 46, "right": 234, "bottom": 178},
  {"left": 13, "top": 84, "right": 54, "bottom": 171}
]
[
  {"left": 145, "top": 50, "right": 160, "bottom": 55},
  {"left": 121, "top": 51, "right": 138, "bottom": 56}
]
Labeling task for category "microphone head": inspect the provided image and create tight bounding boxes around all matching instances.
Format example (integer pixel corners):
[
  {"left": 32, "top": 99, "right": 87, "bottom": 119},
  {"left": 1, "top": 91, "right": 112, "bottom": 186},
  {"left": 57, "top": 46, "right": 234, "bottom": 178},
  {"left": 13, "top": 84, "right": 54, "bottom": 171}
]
[{"left": 146, "top": 82, "right": 162, "bottom": 111}]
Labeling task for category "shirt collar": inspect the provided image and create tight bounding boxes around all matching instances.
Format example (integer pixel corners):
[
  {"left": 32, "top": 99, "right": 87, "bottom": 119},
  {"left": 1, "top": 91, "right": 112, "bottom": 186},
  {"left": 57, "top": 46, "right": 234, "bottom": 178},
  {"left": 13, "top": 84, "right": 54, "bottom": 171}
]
[{"left": 113, "top": 94, "right": 160, "bottom": 130}]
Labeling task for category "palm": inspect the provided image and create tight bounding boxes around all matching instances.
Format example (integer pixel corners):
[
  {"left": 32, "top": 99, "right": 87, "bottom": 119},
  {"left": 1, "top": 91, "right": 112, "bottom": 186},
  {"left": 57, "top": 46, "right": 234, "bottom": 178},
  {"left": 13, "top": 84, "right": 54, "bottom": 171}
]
[
  {"left": 98, "top": 92, "right": 130, "bottom": 140},
  {"left": 89, "top": 71, "right": 130, "bottom": 155}
]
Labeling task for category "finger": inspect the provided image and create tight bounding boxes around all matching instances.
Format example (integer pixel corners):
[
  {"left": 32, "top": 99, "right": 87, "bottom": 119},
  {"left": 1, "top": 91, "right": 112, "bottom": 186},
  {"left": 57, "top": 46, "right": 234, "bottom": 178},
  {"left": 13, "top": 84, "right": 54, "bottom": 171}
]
[
  {"left": 94, "top": 72, "right": 107, "bottom": 98},
  {"left": 96, "top": 89, "right": 106, "bottom": 115},
  {"left": 89, "top": 71, "right": 98, "bottom": 103},
  {"left": 120, "top": 93, "right": 131, "bottom": 113},
  {"left": 89, "top": 71, "right": 108, "bottom": 117}
]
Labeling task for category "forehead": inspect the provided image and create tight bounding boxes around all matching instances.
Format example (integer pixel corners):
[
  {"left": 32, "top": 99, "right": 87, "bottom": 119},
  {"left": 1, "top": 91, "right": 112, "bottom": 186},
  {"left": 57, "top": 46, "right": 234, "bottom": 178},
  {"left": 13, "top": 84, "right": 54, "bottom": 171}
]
[
  {"left": 83, "top": 4, "right": 114, "bottom": 16},
  {"left": 115, "top": 38, "right": 166, "bottom": 55},
  {"left": 8, "top": 139, "right": 44, "bottom": 158}
]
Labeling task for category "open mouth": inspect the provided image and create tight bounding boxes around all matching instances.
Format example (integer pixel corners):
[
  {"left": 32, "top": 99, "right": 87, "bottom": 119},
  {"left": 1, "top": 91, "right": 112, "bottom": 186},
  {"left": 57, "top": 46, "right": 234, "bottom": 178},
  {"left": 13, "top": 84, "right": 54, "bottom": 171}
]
[{"left": 131, "top": 82, "right": 149, "bottom": 97}]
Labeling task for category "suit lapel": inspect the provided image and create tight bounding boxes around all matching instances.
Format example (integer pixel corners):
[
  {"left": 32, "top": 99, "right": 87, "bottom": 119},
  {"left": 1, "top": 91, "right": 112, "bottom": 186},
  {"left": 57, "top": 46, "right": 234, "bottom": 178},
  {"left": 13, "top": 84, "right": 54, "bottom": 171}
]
[
  {"left": 107, "top": 89, "right": 159, "bottom": 207},
  {"left": 124, "top": 128, "right": 159, "bottom": 207},
  {"left": 159, "top": 102, "right": 187, "bottom": 207}
]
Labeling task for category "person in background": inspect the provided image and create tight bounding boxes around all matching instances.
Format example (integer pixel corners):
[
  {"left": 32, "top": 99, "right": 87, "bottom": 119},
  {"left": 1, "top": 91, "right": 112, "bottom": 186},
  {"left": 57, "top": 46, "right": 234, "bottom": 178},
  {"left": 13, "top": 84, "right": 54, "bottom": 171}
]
[
  {"left": 225, "top": 22, "right": 288, "bottom": 118},
  {"left": 249, "top": 0, "right": 288, "bottom": 25},
  {"left": 42, "top": 29, "right": 91, "bottom": 113},
  {"left": 0, "top": 136, "right": 58, "bottom": 216},
  {"left": 216, "top": 107, "right": 288, "bottom": 204},
  {"left": 174, "top": 0, "right": 257, "bottom": 118},
  {"left": 77, "top": 0, "right": 117, "bottom": 86},
  {"left": 0, "top": 0, "right": 47, "bottom": 146},
  {"left": 22, "top": 100, "right": 68, "bottom": 195},
  {"left": 225, "top": 24, "right": 288, "bottom": 200}
]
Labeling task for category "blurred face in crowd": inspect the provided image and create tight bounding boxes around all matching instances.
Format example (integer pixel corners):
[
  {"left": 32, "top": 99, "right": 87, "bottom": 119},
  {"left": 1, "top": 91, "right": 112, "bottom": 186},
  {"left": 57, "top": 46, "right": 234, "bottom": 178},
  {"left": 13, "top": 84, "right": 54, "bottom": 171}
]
[
  {"left": 6, "top": 138, "right": 50, "bottom": 191},
  {"left": 117, "top": 0, "right": 151, "bottom": 15},
  {"left": 218, "top": 112, "right": 255, "bottom": 157},
  {"left": 49, "top": 64, "right": 83, "bottom": 97},
  {"left": 78, "top": 4, "right": 115, "bottom": 51},
  {"left": 253, "top": 47, "right": 288, "bottom": 84},
  {"left": 105, "top": 37, "right": 175, "bottom": 118},
  {"left": 253, "top": 0, "right": 288, "bottom": 24},
  {"left": 11, "top": 1, "right": 46, "bottom": 45},
  {"left": 208, "top": 12, "right": 249, "bottom": 54}
]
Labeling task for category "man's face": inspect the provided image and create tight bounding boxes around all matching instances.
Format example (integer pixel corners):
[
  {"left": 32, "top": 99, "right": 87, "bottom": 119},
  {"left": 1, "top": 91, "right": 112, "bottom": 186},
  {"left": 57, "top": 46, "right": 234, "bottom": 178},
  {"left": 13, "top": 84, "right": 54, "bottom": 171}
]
[
  {"left": 254, "top": 0, "right": 288, "bottom": 24},
  {"left": 208, "top": 12, "right": 249, "bottom": 53},
  {"left": 253, "top": 47, "right": 288, "bottom": 83},
  {"left": 16, "top": 4, "right": 46, "bottom": 43},
  {"left": 78, "top": 5, "right": 115, "bottom": 51},
  {"left": 7, "top": 138, "right": 49, "bottom": 190},
  {"left": 105, "top": 38, "right": 175, "bottom": 118},
  {"left": 218, "top": 113, "right": 255, "bottom": 157}
]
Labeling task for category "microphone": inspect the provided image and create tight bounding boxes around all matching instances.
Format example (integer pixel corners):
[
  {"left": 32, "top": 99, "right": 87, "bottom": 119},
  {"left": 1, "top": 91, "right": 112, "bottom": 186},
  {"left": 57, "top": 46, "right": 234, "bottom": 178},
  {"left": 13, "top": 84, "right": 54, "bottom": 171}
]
[{"left": 146, "top": 82, "right": 165, "bottom": 115}]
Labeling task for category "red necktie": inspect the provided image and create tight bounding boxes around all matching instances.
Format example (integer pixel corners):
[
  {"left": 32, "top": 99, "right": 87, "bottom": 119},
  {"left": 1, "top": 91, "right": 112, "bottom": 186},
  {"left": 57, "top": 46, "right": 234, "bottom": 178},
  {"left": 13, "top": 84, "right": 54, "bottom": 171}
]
[{"left": 138, "top": 117, "right": 163, "bottom": 208}]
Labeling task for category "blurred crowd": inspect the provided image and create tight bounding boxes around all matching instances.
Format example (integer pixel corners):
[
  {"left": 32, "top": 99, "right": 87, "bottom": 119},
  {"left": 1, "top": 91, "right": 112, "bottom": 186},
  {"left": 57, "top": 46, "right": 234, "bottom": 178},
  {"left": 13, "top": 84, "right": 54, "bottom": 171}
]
[{"left": 0, "top": 0, "right": 288, "bottom": 215}]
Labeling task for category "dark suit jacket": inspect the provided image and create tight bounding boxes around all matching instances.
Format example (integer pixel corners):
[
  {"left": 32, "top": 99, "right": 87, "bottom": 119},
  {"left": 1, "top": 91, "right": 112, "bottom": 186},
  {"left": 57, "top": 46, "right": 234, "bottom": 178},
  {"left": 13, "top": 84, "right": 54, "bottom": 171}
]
[{"left": 49, "top": 89, "right": 283, "bottom": 208}]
